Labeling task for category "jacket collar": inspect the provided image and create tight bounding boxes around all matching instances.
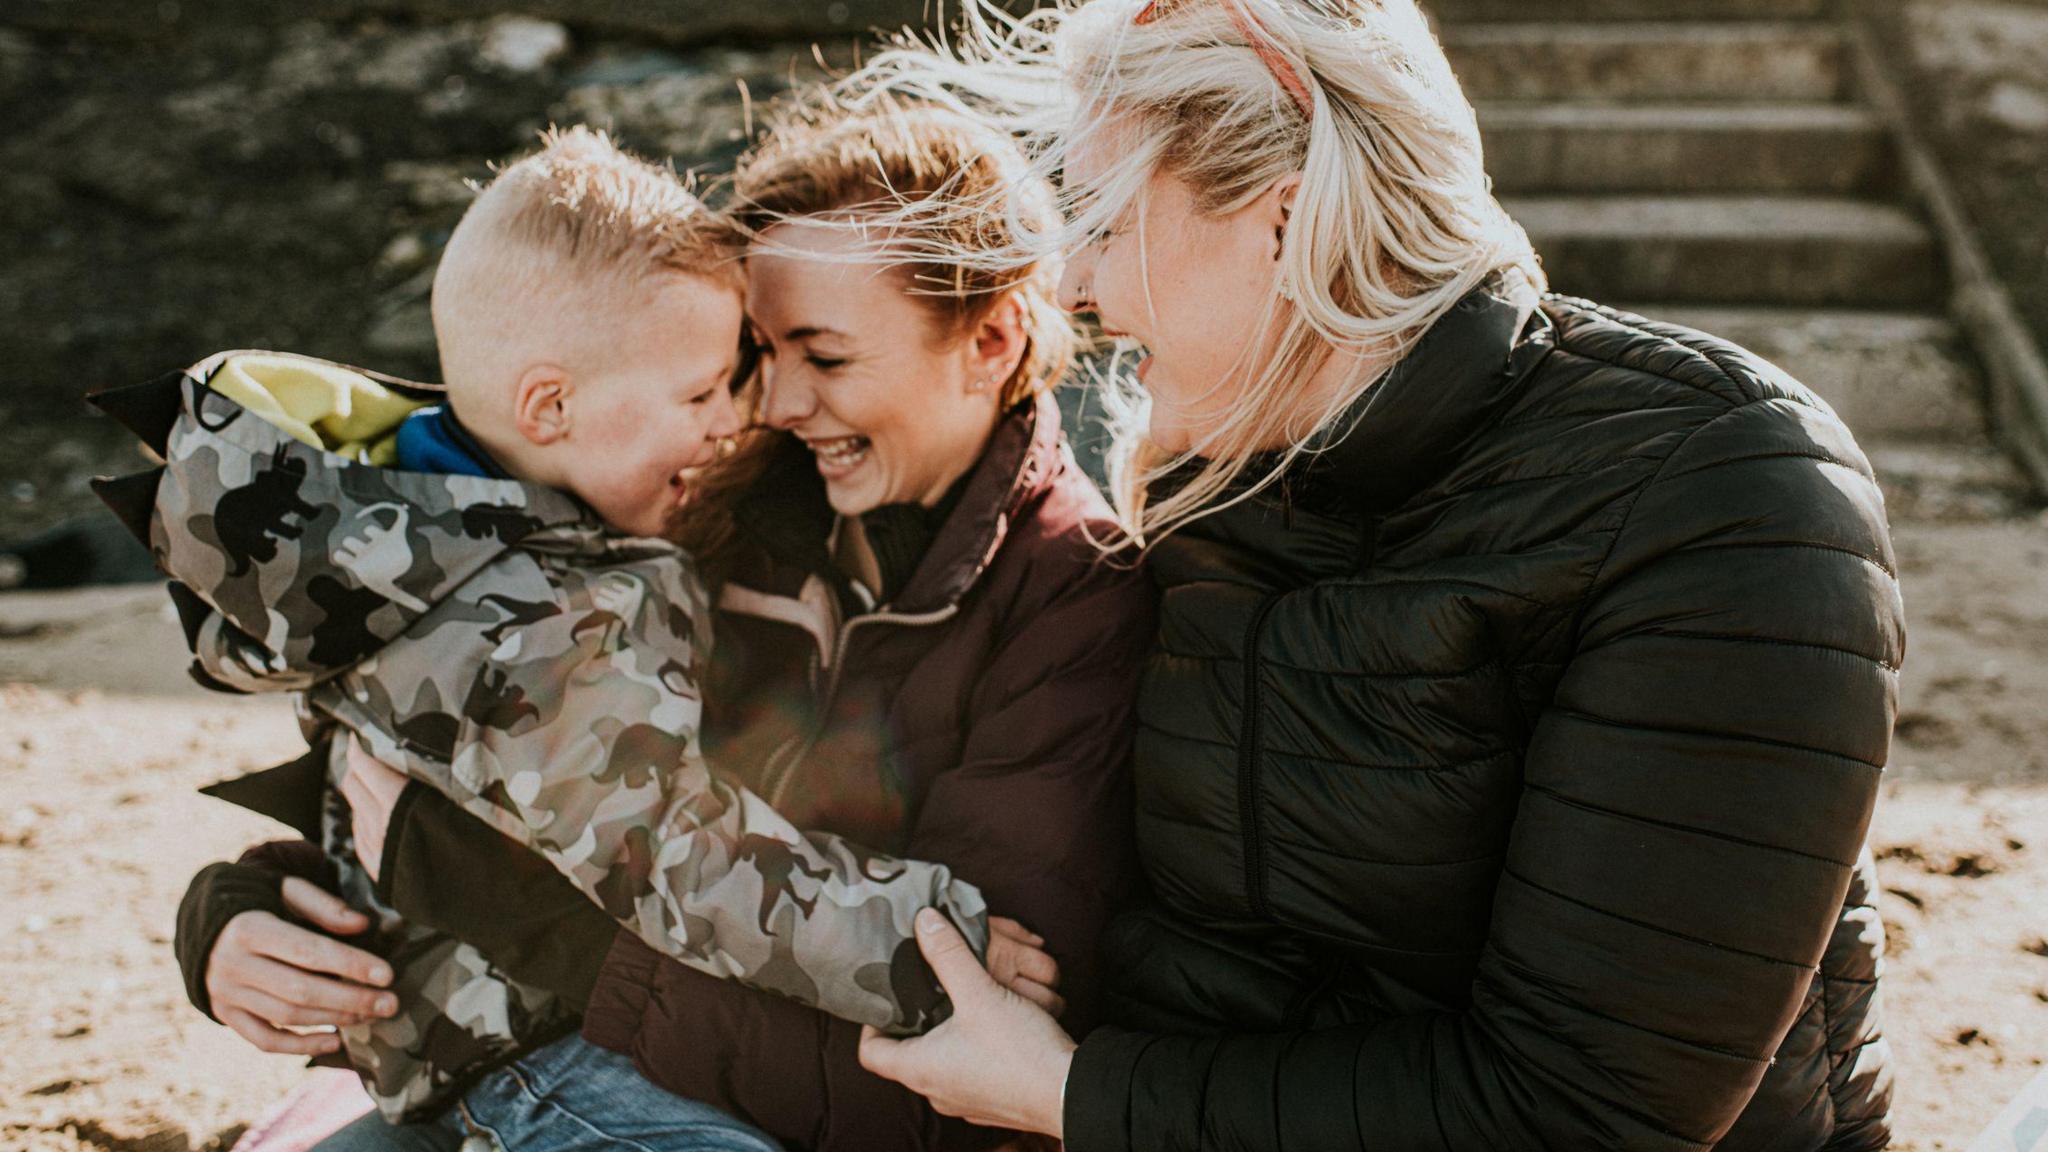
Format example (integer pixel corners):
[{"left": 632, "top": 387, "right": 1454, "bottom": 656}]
[
  {"left": 1286, "top": 277, "right": 1553, "bottom": 522},
  {"left": 732, "top": 390, "right": 1063, "bottom": 615}
]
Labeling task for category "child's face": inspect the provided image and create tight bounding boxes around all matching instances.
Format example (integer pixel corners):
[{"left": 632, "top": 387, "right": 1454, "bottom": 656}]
[{"left": 557, "top": 275, "right": 749, "bottom": 539}]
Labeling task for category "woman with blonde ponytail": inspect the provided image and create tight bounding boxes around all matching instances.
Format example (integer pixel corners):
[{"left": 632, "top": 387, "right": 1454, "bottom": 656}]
[{"left": 852, "top": 2, "right": 1900, "bottom": 1149}]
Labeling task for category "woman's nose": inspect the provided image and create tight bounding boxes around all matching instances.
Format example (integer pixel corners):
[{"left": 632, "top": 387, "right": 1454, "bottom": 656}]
[{"left": 755, "top": 360, "right": 815, "bottom": 431}]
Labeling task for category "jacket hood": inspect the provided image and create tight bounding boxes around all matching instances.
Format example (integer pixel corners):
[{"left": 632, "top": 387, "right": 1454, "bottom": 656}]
[{"left": 91, "top": 350, "right": 602, "bottom": 683}]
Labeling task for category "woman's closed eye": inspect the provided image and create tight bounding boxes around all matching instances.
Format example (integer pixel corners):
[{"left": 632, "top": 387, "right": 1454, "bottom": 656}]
[{"left": 805, "top": 353, "right": 849, "bottom": 372}]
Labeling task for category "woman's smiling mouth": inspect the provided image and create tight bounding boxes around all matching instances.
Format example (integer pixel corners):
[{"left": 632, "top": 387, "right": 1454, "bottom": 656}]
[{"left": 806, "top": 434, "right": 873, "bottom": 478}]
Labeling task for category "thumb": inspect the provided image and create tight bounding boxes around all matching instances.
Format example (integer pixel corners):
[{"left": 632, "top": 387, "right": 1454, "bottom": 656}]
[
  {"left": 916, "top": 908, "right": 993, "bottom": 1004},
  {"left": 856, "top": 1024, "right": 904, "bottom": 1080},
  {"left": 281, "top": 876, "right": 370, "bottom": 935}
]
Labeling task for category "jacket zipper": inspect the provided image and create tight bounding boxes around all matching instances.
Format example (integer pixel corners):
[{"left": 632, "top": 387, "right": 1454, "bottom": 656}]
[
  {"left": 763, "top": 603, "right": 962, "bottom": 809},
  {"left": 1238, "top": 593, "right": 1283, "bottom": 920}
]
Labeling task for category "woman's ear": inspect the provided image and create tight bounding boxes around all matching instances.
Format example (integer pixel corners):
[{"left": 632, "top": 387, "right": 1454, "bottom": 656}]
[
  {"left": 968, "top": 295, "right": 1030, "bottom": 397},
  {"left": 1269, "top": 172, "right": 1302, "bottom": 259},
  {"left": 512, "top": 365, "right": 573, "bottom": 445}
]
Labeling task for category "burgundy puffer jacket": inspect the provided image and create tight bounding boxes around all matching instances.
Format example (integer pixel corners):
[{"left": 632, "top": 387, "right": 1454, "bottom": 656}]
[{"left": 580, "top": 392, "right": 1153, "bottom": 1151}]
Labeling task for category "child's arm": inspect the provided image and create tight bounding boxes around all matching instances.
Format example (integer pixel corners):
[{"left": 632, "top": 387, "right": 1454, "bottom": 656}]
[{"left": 326, "top": 556, "right": 991, "bottom": 1035}]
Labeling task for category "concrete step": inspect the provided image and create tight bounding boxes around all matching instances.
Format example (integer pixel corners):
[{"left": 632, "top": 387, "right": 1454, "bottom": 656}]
[
  {"left": 1482, "top": 104, "right": 1894, "bottom": 196},
  {"left": 1443, "top": 23, "right": 1848, "bottom": 104},
  {"left": 1510, "top": 196, "right": 1941, "bottom": 309},
  {"left": 1867, "top": 444, "right": 2041, "bottom": 523},
  {"left": 1617, "top": 307, "right": 1983, "bottom": 443},
  {"left": 1429, "top": 0, "right": 1830, "bottom": 21}
]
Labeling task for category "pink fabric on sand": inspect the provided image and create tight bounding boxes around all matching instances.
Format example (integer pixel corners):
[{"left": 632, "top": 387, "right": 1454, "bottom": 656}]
[{"left": 231, "top": 1068, "right": 374, "bottom": 1152}]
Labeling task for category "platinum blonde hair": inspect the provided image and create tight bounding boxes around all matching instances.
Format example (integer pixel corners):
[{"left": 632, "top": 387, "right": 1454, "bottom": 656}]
[{"left": 837, "top": 0, "right": 1543, "bottom": 546}]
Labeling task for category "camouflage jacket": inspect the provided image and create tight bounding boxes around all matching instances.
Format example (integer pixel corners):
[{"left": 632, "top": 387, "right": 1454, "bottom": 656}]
[{"left": 92, "top": 352, "right": 989, "bottom": 1123}]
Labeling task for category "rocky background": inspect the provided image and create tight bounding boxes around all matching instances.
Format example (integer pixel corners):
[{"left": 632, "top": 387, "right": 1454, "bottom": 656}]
[{"left": 0, "top": 4, "right": 894, "bottom": 560}]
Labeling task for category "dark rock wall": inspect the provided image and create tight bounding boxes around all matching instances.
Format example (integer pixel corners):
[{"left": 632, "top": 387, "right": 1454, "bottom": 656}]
[
  {"left": 5, "top": 0, "right": 941, "bottom": 46},
  {"left": 0, "top": 9, "right": 893, "bottom": 541}
]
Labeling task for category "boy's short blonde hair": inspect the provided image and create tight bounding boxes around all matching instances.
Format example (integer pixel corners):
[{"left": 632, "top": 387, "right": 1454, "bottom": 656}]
[
  {"left": 476, "top": 124, "right": 742, "bottom": 291},
  {"left": 433, "top": 126, "right": 742, "bottom": 402}
]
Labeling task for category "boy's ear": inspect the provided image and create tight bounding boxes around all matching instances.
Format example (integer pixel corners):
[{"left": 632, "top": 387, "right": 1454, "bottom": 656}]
[{"left": 512, "top": 365, "right": 572, "bottom": 445}]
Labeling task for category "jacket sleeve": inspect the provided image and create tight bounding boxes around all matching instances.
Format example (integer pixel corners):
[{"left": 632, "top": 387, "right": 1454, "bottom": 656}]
[
  {"left": 602, "top": 543, "right": 1155, "bottom": 1152},
  {"left": 374, "top": 779, "right": 619, "bottom": 1010},
  {"left": 1063, "top": 401, "right": 1902, "bottom": 1152},
  {"left": 337, "top": 556, "right": 991, "bottom": 1035}
]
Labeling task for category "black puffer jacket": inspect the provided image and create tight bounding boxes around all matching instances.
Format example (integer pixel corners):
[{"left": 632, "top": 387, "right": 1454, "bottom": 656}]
[{"left": 1064, "top": 286, "right": 1898, "bottom": 1151}]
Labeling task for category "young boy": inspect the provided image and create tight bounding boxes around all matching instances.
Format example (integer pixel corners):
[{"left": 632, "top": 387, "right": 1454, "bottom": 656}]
[{"left": 91, "top": 127, "right": 1028, "bottom": 1133}]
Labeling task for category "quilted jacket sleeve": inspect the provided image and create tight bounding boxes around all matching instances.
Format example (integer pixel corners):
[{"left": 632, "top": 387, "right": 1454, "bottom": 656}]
[{"left": 1063, "top": 399, "right": 1903, "bottom": 1151}]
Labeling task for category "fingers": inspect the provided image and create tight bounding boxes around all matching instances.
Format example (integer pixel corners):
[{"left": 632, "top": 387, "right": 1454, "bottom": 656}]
[
  {"left": 345, "top": 738, "right": 408, "bottom": 797},
  {"left": 916, "top": 909, "right": 995, "bottom": 1003},
  {"left": 338, "top": 764, "right": 371, "bottom": 810},
  {"left": 279, "top": 877, "right": 372, "bottom": 938},
  {"left": 1011, "top": 945, "right": 1060, "bottom": 989},
  {"left": 985, "top": 937, "right": 1061, "bottom": 994},
  {"left": 989, "top": 916, "right": 1044, "bottom": 947},
  {"left": 1006, "top": 976, "right": 1066, "bottom": 1019},
  {"left": 217, "top": 1006, "right": 342, "bottom": 1057},
  {"left": 232, "top": 986, "right": 376, "bottom": 1030},
  {"left": 236, "top": 953, "right": 397, "bottom": 1018},
  {"left": 243, "top": 899, "right": 388, "bottom": 987},
  {"left": 352, "top": 818, "right": 383, "bottom": 883}
]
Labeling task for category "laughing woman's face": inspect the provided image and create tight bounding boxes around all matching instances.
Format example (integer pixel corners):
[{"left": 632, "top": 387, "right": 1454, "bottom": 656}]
[
  {"left": 746, "top": 219, "right": 1021, "bottom": 517},
  {"left": 1057, "top": 154, "right": 1303, "bottom": 456}
]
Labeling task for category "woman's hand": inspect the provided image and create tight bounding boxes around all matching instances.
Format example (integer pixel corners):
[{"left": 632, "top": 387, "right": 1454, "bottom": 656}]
[
  {"left": 859, "top": 909, "right": 1077, "bottom": 1137},
  {"left": 337, "top": 736, "right": 408, "bottom": 881},
  {"left": 206, "top": 878, "right": 398, "bottom": 1056}
]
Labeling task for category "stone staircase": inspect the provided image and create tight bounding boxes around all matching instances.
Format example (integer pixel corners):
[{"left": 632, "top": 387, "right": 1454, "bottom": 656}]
[{"left": 1431, "top": 0, "right": 2039, "bottom": 523}]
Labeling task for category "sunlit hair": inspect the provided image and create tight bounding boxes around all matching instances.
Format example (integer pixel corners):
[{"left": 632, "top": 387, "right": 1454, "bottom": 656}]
[
  {"left": 433, "top": 126, "right": 743, "bottom": 404},
  {"left": 468, "top": 123, "right": 741, "bottom": 290},
  {"left": 728, "top": 92, "right": 1076, "bottom": 409},
  {"left": 838, "top": 0, "right": 1544, "bottom": 546}
]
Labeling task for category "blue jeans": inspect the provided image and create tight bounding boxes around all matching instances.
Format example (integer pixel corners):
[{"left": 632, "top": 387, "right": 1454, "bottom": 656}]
[{"left": 313, "top": 1035, "right": 781, "bottom": 1152}]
